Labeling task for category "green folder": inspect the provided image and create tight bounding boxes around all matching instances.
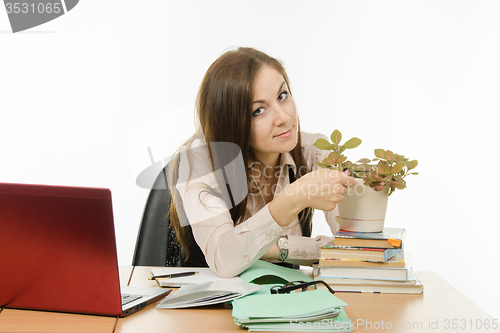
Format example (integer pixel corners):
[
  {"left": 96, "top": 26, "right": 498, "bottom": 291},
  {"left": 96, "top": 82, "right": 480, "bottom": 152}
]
[
  {"left": 236, "top": 309, "right": 352, "bottom": 332},
  {"left": 232, "top": 290, "right": 351, "bottom": 332},
  {"left": 234, "top": 289, "right": 346, "bottom": 318}
]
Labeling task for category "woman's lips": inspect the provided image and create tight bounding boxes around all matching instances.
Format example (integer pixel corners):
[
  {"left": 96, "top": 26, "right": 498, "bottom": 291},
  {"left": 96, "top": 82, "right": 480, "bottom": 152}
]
[{"left": 274, "top": 129, "right": 292, "bottom": 138}]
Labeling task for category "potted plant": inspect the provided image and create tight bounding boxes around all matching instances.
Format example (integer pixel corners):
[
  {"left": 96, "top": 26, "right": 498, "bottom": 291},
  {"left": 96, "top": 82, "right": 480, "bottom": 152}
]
[{"left": 314, "top": 129, "right": 419, "bottom": 232}]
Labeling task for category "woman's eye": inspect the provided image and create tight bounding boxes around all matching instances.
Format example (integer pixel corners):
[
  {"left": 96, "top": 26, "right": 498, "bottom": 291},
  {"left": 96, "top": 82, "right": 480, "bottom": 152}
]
[
  {"left": 278, "top": 91, "right": 288, "bottom": 102},
  {"left": 252, "top": 107, "right": 265, "bottom": 117}
]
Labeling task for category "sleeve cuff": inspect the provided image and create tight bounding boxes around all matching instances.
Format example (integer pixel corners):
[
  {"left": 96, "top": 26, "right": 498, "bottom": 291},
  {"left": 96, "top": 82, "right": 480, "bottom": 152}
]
[
  {"left": 245, "top": 204, "right": 284, "bottom": 248},
  {"left": 287, "top": 235, "right": 334, "bottom": 260}
]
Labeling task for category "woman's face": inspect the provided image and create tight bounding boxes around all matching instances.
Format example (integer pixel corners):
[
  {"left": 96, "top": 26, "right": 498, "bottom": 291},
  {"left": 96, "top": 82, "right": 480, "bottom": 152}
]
[{"left": 249, "top": 65, "right": 298, "bottom": 167}]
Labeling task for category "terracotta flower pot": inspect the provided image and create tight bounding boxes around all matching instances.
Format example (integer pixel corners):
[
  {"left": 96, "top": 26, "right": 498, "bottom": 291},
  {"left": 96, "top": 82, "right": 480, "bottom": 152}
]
[{"left": 336, "top": 178, "right": 389, "bottom": 232}]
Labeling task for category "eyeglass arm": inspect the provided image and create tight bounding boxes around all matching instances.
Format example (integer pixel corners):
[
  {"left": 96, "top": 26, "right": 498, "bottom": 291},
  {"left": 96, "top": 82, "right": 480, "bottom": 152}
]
[{"left": 276, "top": 280, "right": 335, "bottom": 294}]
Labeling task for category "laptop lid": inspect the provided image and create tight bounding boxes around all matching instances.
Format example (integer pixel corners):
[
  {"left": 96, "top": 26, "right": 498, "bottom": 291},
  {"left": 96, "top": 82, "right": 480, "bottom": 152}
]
[{"left": 0, "top": 182, "right": 169, "bottom": 317}]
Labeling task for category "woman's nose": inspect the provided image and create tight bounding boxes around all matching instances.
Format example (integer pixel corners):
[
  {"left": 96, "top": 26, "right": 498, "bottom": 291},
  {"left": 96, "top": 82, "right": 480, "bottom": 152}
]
[{"left": 273, "top": 105, "right": 290, "bottom": 125}]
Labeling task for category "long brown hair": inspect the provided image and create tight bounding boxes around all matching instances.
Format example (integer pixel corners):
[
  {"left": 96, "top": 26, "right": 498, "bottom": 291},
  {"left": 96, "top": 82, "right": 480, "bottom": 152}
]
[{"left": 169, "top": 47, "right": 312, "bottom": 256}]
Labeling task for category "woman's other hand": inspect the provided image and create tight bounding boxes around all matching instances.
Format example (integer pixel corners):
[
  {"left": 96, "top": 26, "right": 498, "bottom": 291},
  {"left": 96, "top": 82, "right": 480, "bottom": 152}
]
[
  {"left": 292, "top": 169, "right": 355, "bottom": 211},
  {"left": 269, "top": 169, "right": 354, "bottom": 227}
]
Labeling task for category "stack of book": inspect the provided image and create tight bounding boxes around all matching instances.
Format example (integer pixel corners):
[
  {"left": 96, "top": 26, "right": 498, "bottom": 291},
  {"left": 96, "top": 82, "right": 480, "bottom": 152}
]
[{"left": 314, "top": 227, "right": 423, "bottom": 294}]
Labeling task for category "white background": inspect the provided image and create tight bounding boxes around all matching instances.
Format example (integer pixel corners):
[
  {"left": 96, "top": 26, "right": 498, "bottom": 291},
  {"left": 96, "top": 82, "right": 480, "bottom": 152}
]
[{"left": 1, "top": 0, "right": 499, "bottom": 320}]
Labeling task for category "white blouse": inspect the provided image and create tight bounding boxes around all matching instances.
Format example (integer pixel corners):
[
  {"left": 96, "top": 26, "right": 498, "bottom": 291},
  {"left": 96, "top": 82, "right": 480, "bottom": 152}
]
[{"left": 175, "top": 132, "right": 339, "bottom": 277}]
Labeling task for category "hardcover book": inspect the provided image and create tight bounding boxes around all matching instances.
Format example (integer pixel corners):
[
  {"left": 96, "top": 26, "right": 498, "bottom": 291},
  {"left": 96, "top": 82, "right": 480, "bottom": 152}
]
[
  {"left": 320, "top": 250, "right": 405, "bottom": 268},
  {"left": 321, "top": 247, "right": 403, "bottom": 262},
  {"left": 324, "top": 227, "right": 407, "bottom": 249}
]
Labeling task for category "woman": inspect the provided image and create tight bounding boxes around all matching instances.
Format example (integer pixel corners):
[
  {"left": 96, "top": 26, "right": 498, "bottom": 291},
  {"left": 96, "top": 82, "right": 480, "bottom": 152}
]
[{"left": 168, "top": 47, "right": 354, "bottom": 277}]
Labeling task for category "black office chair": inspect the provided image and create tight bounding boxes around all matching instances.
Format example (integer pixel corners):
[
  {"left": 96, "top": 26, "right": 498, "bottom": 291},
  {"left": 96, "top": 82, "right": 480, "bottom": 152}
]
[
  {"left": 132, "top": 162, "right": 209, "bottom": 267},
  {"left": 132, "top": 165, "right": 181, "bottom": 267}
]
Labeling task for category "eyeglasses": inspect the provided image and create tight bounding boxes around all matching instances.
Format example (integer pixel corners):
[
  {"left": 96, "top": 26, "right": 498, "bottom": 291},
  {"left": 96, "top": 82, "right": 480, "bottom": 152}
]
[{"left": 270, "top": 280, "right": 335, "bottom": 295}]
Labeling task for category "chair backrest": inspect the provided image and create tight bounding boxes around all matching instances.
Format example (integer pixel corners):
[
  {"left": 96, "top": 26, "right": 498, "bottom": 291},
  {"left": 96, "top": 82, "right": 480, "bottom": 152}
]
[{"left": 132, "top": 166, "right": 180, "bottom": 266}]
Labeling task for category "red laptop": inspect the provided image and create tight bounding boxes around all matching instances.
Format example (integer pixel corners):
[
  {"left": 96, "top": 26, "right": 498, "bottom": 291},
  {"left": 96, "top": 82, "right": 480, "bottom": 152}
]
[{"left": 0, "top": 182, "right": 170, "bottom": 317}]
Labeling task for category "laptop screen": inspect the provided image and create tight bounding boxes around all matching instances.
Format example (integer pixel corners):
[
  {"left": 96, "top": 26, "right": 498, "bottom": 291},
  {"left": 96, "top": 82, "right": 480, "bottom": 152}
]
[{"left": 0, "top": 183, "right": 123, "bottom": 316}]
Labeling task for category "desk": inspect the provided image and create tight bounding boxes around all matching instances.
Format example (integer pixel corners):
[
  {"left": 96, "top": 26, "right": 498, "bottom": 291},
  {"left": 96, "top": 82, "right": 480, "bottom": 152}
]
[{"left": 1, "top": 267, "right": 498, "bottom": 333}]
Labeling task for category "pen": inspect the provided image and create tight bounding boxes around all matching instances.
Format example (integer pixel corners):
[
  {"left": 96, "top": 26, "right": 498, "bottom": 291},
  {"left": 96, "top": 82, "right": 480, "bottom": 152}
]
[{"left": 148, "top": 271, "right": 198, "bottom": 280}]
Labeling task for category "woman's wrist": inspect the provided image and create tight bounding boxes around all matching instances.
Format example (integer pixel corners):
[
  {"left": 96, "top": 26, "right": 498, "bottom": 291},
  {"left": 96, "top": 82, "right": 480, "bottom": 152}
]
[
  {"left": 260, "top": 241, "right": 279, "bottom": 260},
  {"left": 268, "top": 183, "right": 306, "bottom": 227}
]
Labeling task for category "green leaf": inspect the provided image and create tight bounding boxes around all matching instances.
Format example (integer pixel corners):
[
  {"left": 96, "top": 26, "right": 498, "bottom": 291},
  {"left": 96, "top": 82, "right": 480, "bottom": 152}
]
[
  {"left": 408, "top": 160, "right": 418, "bottom": 170},
  {"left": 337, "top": 155, "right": 347, "bottom": 165},
  {"left": 409, "top": 172, "right": 419, "bottom": 175},
  {"left": 342, "top": 161, "right": 353, "bottom": 171},
  {"left": 391, "top": 176, "right": 406, "bottom": 190},
  {"left": 391, "top": 162, "right": 405, "bottom": 174},
  {"left": 356, "top": 158, "right": 372, "bottom": 164},
  {"left": 384, "top": 150, "right": 394, "bottom": 161},
  {"left": 322, "top": 157, "right": 335, "bottom": 165},
  {"left": 316, "top": 161, "right": 331, "bottom": 169},
  {"left": 391, "top": 180, "right": 406, "bottom": 190},
  {"left": 329, "top": 151, "right": 339, "bottom": 160},
  {"left": 377, "top": 160, "right": 391, "bottom": 175},
  {"left": 357, "top": 171, "right": 370, "bottom": 179},
  {"left": 382, "top": 175, "right": 393, "bottom": 182},
  {"left": 394, "top": 154, "right": 405, "bottom": 163},
  {"left": 314, "top": 138, "right": 331, "bottom": 150},
  {"left": 330, "top": 130, "right": 342, "bottom": 145},
  {"left": 374, "top": 149, "right": 385, "bottom": 159},
  {"left": 343, "top": 137, "right": 362, "bottom": 149}
]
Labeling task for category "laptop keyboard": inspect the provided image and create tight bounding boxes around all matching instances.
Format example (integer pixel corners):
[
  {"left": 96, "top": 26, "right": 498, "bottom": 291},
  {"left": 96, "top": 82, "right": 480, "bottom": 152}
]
[{"left": 121, "top": 294, "right": 142, "bottom": 306}]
